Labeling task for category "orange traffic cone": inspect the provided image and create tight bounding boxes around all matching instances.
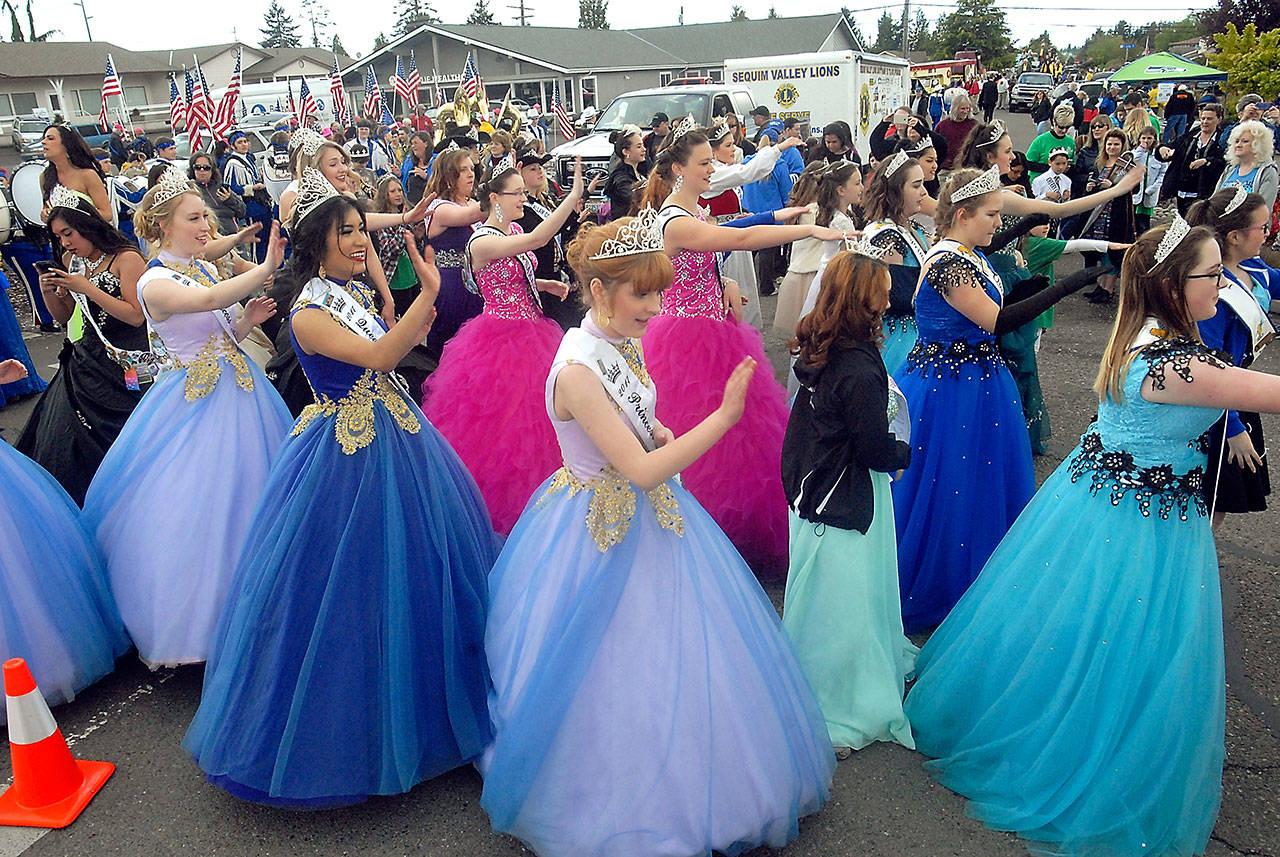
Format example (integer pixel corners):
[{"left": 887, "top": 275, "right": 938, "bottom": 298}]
[{"left": 0, "top": 658, "right": 113, "bottom": 828}]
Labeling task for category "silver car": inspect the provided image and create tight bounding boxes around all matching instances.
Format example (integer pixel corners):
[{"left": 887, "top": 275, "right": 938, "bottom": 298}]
[{"left": 10, "top": 117, "right": 46, "bottom": 153}]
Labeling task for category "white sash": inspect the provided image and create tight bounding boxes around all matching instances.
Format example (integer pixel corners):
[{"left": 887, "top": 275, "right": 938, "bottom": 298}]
[
  {"left": 137, "top": 263, "right": 237, "bottom": 339},
  {"left": 296, "top": 277, "right": 387, "bottom": 343},
  {"left": 1218, "top": 274, "right": 1275, "bottom": 359},
  {"left": 1129, "top": 317, "right": 1170, "bottom": 351},
  {"left": 865, "top": 219, "right": 929, "bottom": 266},
  {"left": 918, "top": 239, "right": 1003, "bottom": 304},
  {"left": 551, "top": 327, "right": 659, "bottom": 452}
]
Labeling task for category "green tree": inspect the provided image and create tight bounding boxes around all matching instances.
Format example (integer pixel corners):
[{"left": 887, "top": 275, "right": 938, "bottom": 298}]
[
  {"left": 1200, "top": 0, "right": 1279, "bottom": 38},
  {"left": 372, "top": 32, "right": 389, "bottom": 51},
  {"left": 300, "top": 0, "right": 330, "bottom": 48},
  {"left": 909, "top": 9, "right": 932, "bottom": 52},
  {"left": 932, "top": 0, "right": 1014, "bottom": 67},
  {"left": 394, "top": 0, "right": 438, "bottom": 36},
  {"left": 767, "top": 6, "right": 777, "bottom": 19},
  {"left": 1210, "top": 24, "right": 1280, "bottom": 111},
  {"left": 578, "top": 0, "right": 608, "bottom": 29},
  {"left": 332, "top": 34, "right": 347, "bottom": 57},
  {"left": 468, "top": 0, "right": 497, "bottom": 24},
  {"left": 872, "top": 11, "right": 902, "bottom": 52},
  {"left": 730, "top": 5, "right": 748, "bottom": 22},
  {"left": 259, "top": 0, "right": 301, "bottom": 48}
]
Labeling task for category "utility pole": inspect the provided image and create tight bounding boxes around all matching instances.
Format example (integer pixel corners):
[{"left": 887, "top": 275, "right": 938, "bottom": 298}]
[
  {"left": 74, "top": 0, "right": 92, "bottom": 40},
  {"left": 901, "top": 0, "right": 909, "bottom": 56},
  {"left": 507, "top": 0, "right": 532, "bottom": 26}
]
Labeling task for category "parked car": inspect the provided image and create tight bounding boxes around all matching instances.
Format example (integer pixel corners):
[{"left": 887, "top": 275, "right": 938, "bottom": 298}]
[
  {"left": 10, "top": 117, "right": 46, "bottom": 153},
  {"left": 1010, "top": 72, "right": 1055, "bottom": 112},
  {"left": 548, "top": 84, "right": 758, "bottom": 196}
]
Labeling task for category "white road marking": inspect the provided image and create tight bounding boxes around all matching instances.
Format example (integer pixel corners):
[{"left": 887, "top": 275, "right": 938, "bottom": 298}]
[{"left": 0, "top": 826, "right": 48, "bottom": 857}]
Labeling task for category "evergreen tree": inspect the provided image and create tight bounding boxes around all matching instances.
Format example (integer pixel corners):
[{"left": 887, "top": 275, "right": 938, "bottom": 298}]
[
  {"left": 260, "top": 0, "right": 302, "bottom": 48},
  {"left": 932, "top": 0, "right": 1014, "bottom": 67},
  {"left": 909, "top": 9, "right": 931, "bottom": 51},
  {"left": 872, "top": 11, "right": 902, "bottom": 52},
  {"left": 332, "top": 34, "right": 347, "bottom": 57},
  {"left": 767, "top": 6, "right": 777, "bottom": 19},
  {"left": 394, "top": 0, "right": 438, "bottom": 36},
  {"left": 1199, "top": 0, "right": 1278, "bottom": 36},
  {"left": 300, "top": 0, "right": 331, "bottom": 48},
  {"left": 729, "top": 5, "right": 748, "bottom": 22},
  {"left": 467, "top": 0, "right": 498, "bottom": 24},
  {"left": 373, "top": 32, "right": 389, "bottom": 50},
  {"left": 578, "top": 0, "right": 608, "bottom": 29}
]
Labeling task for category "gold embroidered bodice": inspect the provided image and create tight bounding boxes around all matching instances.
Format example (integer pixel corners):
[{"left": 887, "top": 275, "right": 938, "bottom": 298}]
[
  {"left": 290, "top": 369, "right": 421, "bottom": 455},
  {"left": 539, "top": 465, "right": 683, "bottom": 552},
  {"left": 180, "top": 332, "right": 254, "bottom": 401}
]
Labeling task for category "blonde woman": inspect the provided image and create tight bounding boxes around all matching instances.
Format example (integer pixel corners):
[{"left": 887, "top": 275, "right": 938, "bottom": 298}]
[{"left": 1215, "top": 119, "right": 1278, "bottom": 212}]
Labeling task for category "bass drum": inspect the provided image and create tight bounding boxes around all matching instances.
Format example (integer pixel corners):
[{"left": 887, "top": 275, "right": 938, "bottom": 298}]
[
  {"left": 10, "top": 160, "right": 48, "bottom": 230},
  {"left": 0, "top": 187, "right": 12, "bottom": 244}
]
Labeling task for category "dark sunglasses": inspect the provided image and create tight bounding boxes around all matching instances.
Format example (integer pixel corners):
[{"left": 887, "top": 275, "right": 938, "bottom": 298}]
[{"left": 193, "top": 164, "right": 213, "bottom": 170}]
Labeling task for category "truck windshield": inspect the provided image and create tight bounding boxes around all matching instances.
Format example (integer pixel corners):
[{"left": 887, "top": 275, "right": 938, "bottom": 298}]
[
  {"left": 18, "top": 120, "right": 46, "bottom": 134},
  {"left": 595, "top": 93, "right": 711, "bottom": 131},
  {"left": 1019, "top": 74, "right": 1053, "bottom": 87}
]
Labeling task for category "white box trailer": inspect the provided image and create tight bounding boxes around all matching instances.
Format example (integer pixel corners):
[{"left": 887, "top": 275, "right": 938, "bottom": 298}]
[{"left": 724, "top": 51, "right": 911, "bottom": 158}]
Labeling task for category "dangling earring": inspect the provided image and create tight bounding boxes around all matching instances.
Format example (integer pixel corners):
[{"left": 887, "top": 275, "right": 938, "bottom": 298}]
[
  {"left": 495, "top": 205, "right": 504, "bottom": 225},
  {"left": 596, "top": 305, "right": 610, "bottom": 329},
  {"left": 672, "top": 174, "right": 684, "bottom": 194}
]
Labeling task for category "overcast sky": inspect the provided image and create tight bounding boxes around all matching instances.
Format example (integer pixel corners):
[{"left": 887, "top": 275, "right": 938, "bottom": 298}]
[{"left": 41, "top": 0, "right": 1215, "bottom": 56}]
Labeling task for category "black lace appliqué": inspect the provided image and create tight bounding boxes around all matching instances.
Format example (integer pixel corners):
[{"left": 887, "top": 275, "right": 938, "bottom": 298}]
[
  {"left": 1140, "top": 336, "right": 1229, "bottom": 390},
  {"left": 869, "top": 230, "right": 910, "bottom": 259},
  {"left": 1189, "top": 431, "right": 1211, "bottom": 453},
  {"left": 904, "top": 338, "right": 1004, "bottom": 378},
  {"left": 1068, "top": 431, "right": 1207, "bottom": 521},
  {"left": 884, "top": 314, "right": 917, "bottom": 336},
  {"left": 926, "top": 254, "right": 984, "bottom": 298}
]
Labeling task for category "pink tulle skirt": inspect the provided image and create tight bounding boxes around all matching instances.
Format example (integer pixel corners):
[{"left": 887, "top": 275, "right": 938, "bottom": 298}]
[
  {"left": 642, "top": 314, "right": 790, "bottom": 578},
  {"left": 423, "top": 313, "right": 565, "bottom": 535}
]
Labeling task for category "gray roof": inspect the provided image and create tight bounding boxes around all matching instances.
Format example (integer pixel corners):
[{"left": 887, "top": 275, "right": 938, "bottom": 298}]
[
  {"left": 346, "top": 13, "right": 853, "bottom": 76},
  {"left": 0, "top": 41, "right": 249, "bottom": 79},
  {"left": 244, "top": 48, "right": 354, "bottom": 78}
]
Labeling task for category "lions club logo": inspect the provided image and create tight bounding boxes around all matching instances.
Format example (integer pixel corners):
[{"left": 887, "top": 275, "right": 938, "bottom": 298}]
[
  {"left": 859, "top": 83, "right": 871, "bottom": 132},
  {"left": 775, "top": 83, "right": 799, "bottom": 108}
]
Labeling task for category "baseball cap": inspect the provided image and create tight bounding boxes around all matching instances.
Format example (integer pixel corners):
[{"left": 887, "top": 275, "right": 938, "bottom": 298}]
[{"left": 750, "top": 106, "right": 771, "bottom": 118}]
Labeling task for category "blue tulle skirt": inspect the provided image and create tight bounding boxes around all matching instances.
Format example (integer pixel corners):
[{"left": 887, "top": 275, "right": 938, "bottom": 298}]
[
  {"left": 0, "top": 271, "right": 47, "bottom": 406},
  {"left": 892, "top": 349, "right": 1035, "bottom": 632},
  {"left": 184, "top": 400, "right": 499, "bottom": 808},
  {"left": 905, "top": 450, "right": 1224, "bottom": 857},
  {"left": 0, "top": 441, "right": 128, "bottom": 720},
  {"left": 82, "top": 359, "right": 293, "bottom": 667},
  {"left": 481, "top": 472, "right": 835, "bottom": 857},
  {"left": 880, "top": 315, "right": 918, "bottom": 377}
]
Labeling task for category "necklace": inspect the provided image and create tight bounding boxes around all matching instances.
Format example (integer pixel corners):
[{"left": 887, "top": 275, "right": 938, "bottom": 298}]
[{"left": 613, "top": 338, "right": 651, "bottom": 387}]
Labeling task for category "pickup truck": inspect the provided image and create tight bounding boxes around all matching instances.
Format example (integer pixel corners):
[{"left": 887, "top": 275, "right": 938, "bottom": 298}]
[
  {"left": 548, "top": 84, "right": 758, "bottom": 199},
  {"left": 1010, "top": 72, "right": 1055, "bottom": 113}
]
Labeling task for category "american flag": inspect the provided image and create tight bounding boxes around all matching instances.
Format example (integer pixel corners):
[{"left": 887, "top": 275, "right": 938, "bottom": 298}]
[
  {"left": 434, "top": 75, "right": 446, "bottom": 108},
  {"left": 461, "top": 53, "right": 480, "bottom": 99},
  {"left": 392, "top": 56, "right": 412, "bottom": 105},
  {"left": 381, "top": 104, "right": 395, "bottom": 128},
  {"left": 406, "top": 51, "right": 422, "bottom": 109},
  {"left": 297, "top": 77, "right": 318, "bottom": 128},
  {"left": 192, "top": 58, "right": 217, "bottom": 143},
  {"left": 212, "top": 48, "right": 242, "bottom": 141},
  {"left": 330, "top": 55, "right": 349, "bottom": 127},
  {"left": 363, "top": 65, "right": 382, "bottom": 120},
  {"left": 184, "top": 68, "right": 199, "bottom": 148},
  {"left": 552, "top": 80, "right": 573, "bottom": 142},
  {"left": 168, "top": 73, "right": 186, "bottom": 131},
  {"left": 99, "top": 54, "right": 123, "bottom": 132},
  {"left": 287, "top": 79, "right": 296, "bottom": 118}
]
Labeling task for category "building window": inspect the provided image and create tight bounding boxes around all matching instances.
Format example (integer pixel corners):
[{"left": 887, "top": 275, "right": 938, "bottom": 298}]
[
  {"left": 125, "top": 86, "right": 147, "bottom": 107},
  {"left": 0, "top": 94, "right": 13, "bottom": 118},
  {"left": 561, "top": 79, "right": 575, "bottom": 112},
  {"left": 659, "top": 72, "right": 673, "bottom": 87},
  {"left": 75, "top": 89, "right": 99, "bottom": 116},
  {"left": 708, "top": 68, "right": 723, "bottom": 83},
  {"left": 580, "top": 75, "right": 597, "bottom": 109},
  {"left": 10, "top": 92, "right": 38, "bottom": 116},
  {"left": 49, "top": 94, "right": 61, "bottom": 112}
]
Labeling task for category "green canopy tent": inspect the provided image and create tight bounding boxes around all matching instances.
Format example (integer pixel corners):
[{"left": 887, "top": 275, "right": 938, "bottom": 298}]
[{"left": 1107, "top": 51, "right": 1228, "bottom": 83}]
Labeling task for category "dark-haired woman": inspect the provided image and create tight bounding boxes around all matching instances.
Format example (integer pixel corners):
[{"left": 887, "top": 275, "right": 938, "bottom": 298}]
[
  {"left": 15, "top": 198, "right": 146, "bottom": 505},
  {"left": 39, "top": 124, "right": 113, "bottom": 224},
  {"left": 400, "top": 131, "right": 432, "bottom": 204},
  {"left": 185, "top": 191, "right": 498, "bottom": 808},
  {"left": 515, "top": 148, "right": 586, "bottom": 331},
  {"left": 190, "top": 153, "right": 245, "bottom": 236},
  {"left": 809, "top": 120, "right": 861, "bottom": 166},
  {"left": 863, "top": 154, "right": 931, "bottom": 373},
  {"left": 782, "top": 250, "right": 915, "bottom": 755},
  {"left": 603, "top": 124, "right": 647, "bottom": 220},
  {"left": 422, "top": 158, "right": 585, "bottom": 534},
  {"left": 639, "top": 128, "right": 847, "bottom": 578},
  {"left": 1187, "top": 188, "right": 1280, "bottom": 525}
]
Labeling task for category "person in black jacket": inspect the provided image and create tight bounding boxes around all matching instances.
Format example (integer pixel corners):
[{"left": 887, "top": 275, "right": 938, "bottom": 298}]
[
  {"left": 780, "top": 249, "right": 915, "bottom": 755},
  {"left": 978, "top": 75, "right": 1000, "bottom": 123},
  {"left": 602, "top": 125, "right": 647, "bottom": 220},
  {"left": 1156, "top": 102, "right": 1227, "bottom": 215},
  {"left": 515, "top": 147, "right": 587, "bottom": 331}
]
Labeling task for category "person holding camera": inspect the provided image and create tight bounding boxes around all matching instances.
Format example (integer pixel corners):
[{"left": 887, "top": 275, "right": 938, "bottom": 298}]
[{"left": 221, "top": 131, "right": 272, "bottom": 263}]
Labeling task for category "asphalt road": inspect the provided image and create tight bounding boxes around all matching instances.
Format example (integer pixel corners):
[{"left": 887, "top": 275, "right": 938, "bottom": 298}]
[{"left": 0, "top": 109, "right": 1276, "bottom": 857}]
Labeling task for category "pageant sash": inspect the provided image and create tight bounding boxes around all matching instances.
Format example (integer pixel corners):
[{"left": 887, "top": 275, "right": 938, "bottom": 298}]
[{"left": 554, "top": 326, "right": 659, "bottom": 452}]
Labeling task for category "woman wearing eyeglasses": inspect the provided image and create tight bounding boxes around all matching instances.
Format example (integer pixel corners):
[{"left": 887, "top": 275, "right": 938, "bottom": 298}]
[
  {"left": 421, "top": 158, "right": 587, "bottom": 534},
  {"left": 189, "top": 154, "right": 245, "bottom": 237}
]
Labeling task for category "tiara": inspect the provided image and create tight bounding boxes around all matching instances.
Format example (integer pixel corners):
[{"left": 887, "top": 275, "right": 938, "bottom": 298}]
[
  {"left": 590, "top": 207, "right": 665, "bottom": 259},
  {"left": 489, "top": 152, "right": 516, "bottom": 181},
  {"left": 152, "top": 166, "right": 195, "bottom": 207},
  {"left": 293, "top": 167, "right": 340, "bottom": 227},
  {"left": 706, "top": 119, "right": 733, "bottom": 144},
  {"left": 1147, "top": 215, "right": 1192, "bottom": 274},
  {"left": 950, "top": 164, "right": 1002, "bottom": 203},
  {"left": 975, "top": 119, "right": 1006, "bottom": 148},
  {"left": 48, "top": 184, "right": 84, "bottom": 212},
  {"left": 289, "top": 127, "right": 325, "bottom": 157},
  {"left": 1047, "top": 146, "right": 1071, "bottom": 160},
  {"left": 1222, "top": 185, "right": 1249, "bottom": 216},
  {"left": 669, "top": 114, "right": 698, "bottom": 145},
  {"left": 883, "top": 150, "right": 909, "bottom": 178},
  {"left": 843, "top": 232, "right": 890, "bottom": 261},
  {"left": 902, "top": 139, "right": 932, "bottom": 156}
]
